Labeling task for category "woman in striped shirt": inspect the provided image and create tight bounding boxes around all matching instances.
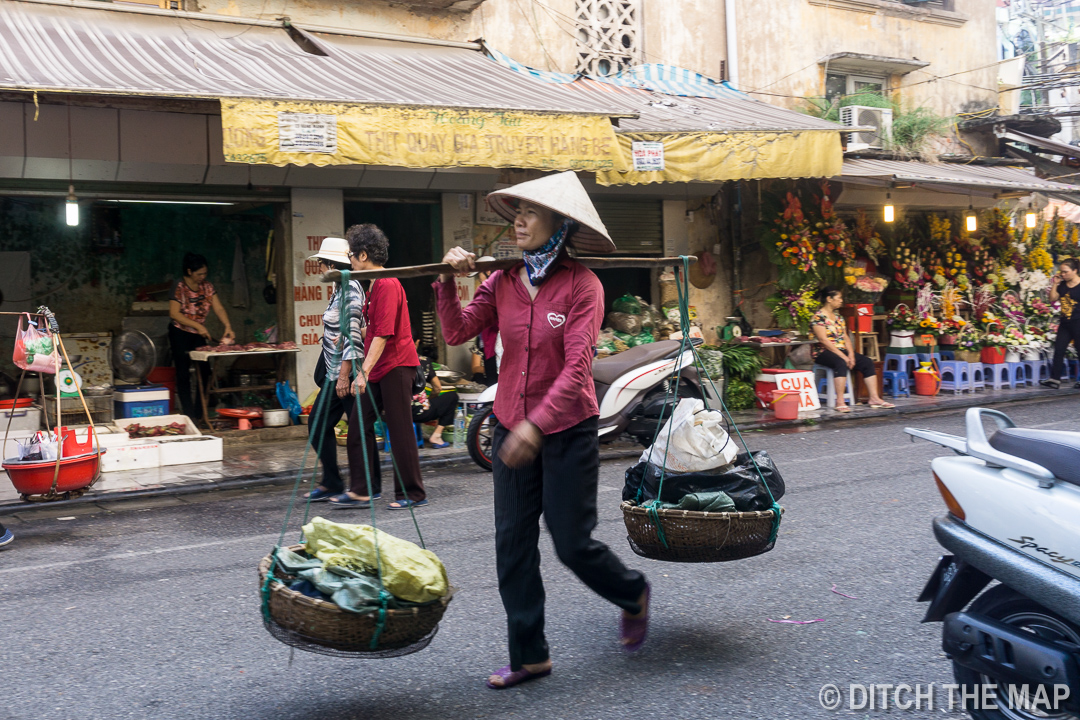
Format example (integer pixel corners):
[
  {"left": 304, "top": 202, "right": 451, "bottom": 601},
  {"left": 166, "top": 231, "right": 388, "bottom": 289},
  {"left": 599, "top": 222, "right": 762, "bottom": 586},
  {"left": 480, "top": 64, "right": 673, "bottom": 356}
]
[{"left": 304, "top": 237, "right": 366, "bottom": 502}]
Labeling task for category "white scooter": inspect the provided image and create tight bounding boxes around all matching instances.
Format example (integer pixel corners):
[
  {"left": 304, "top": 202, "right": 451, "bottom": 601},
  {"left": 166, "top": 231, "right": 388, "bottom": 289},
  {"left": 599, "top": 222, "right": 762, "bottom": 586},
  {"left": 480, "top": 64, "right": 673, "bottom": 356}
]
[
  {"left": 465, "top": 338, "right": 722, "bottom": 471},
  {"left": 907, "top": 408, "right": 1080, "bottom": 719}
]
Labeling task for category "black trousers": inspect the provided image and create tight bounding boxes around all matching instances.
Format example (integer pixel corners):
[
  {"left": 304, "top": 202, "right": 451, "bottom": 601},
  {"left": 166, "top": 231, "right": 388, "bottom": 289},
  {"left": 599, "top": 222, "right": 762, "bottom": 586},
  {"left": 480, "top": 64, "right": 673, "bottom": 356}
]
[
  {"left": 492, "top": 415, "right": 647, "bottom": 670},
  {"left": 414, "top": 391, "right": 459, "bottom": 427},
  {"left": 1052, "top": 316, "right": 1080, "bottom": 380},
  {"left": 815, "top": 348, "right": 875, "bottom": 378},
  {"left": 484, "top": 356, "right": 499, "bottom": 386},
  {"left": 307, "top": 379, "right": 353, "bottom": 494},
  {"left": 348, "top": 365, "right": 426, "bottom": 501},
  {"left": 168, "top": 324, "right": 211, "bottom": 419}
]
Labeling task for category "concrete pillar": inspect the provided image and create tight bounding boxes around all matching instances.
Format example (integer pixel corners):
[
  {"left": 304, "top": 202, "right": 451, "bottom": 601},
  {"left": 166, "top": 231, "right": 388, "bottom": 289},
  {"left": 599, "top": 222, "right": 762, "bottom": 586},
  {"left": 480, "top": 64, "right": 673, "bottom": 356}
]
[
  {"left": 290, "top": 188, "right": 344, "bottom": 400},
  {"left": 440, "top": 192, "right": 476, "bottom": 375}
]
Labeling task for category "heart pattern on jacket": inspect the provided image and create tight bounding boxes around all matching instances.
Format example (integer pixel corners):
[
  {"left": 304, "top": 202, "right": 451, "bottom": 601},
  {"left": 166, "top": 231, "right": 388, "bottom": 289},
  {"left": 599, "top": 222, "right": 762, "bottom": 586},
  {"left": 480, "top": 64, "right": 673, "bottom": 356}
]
[{"left": 547, "top": 312, "right": 566, "bottom": 329}]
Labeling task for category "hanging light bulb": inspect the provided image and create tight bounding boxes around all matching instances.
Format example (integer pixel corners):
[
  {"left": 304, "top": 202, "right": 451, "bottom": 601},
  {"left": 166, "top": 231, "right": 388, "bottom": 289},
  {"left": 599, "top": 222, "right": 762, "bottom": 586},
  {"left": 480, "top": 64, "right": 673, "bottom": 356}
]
[
  {"left": 965, "top": 203, "right": 977, "bottom": 233},
  {"left": 1025, "top": 203, "right": 1038, "bottom": 229},
  {"left": 65, "top": 185, "right": 79, "bottom": 227},
  {"left": 883, "top": 192, "right": 895, "bottom": 223}
]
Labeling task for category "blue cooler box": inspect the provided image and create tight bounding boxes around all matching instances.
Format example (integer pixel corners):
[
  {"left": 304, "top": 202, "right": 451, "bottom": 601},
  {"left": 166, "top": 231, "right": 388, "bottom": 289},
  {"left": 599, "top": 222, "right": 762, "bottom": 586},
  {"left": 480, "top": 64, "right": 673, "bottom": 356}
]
[{"left": 114, "top": 385, "right": 171, "bottom": 419}]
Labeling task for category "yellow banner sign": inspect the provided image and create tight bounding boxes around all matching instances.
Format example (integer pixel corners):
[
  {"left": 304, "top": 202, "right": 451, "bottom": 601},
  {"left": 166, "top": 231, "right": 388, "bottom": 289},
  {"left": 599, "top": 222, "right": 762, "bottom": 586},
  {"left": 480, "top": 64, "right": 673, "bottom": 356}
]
[
  {"left": 220, "top": 100, "right": 627, "bottom": 173},
  {"left": 595, "top": 130, "right": 843, "bottom": 186}
]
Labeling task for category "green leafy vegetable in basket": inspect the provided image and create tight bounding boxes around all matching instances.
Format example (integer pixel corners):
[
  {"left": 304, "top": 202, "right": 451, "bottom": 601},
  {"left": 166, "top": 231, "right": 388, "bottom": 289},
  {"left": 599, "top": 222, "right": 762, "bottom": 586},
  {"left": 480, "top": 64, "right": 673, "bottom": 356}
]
[{"left": 694, "top": 345, "right": 725, "bottom": 381}]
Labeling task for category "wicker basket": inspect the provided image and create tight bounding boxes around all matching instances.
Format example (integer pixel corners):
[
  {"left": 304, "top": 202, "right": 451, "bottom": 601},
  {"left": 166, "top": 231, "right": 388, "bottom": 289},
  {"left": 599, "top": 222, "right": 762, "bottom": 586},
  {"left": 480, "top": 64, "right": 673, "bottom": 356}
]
[
  {"left": 258, "top": 547, "right": 454, "bottom": 657},
  {"left": 955, "top": 350, "right": 981, "bottom": 363},
  {"left": 621, "top": 502, "right": 782, "bottom": 563}
]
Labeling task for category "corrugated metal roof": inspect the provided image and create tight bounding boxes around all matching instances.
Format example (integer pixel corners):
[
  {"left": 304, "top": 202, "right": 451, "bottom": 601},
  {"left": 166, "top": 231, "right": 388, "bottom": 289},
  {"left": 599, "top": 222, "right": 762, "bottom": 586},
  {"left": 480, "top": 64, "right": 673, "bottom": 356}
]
[
  {"left": 838, "top": 158, "right": 1080, "bottom": 193},
  {"left": 562, "top": 79, "right": 846, "bottom": 133},
  {"left": 0, "top": 0, "right": 629, "bottom": 115},
  {"left": 485, "top": 46, "right": 749, "bottom": 100},
  {"left": 485, "top": 47, "right": 847, "bottom": 134}
]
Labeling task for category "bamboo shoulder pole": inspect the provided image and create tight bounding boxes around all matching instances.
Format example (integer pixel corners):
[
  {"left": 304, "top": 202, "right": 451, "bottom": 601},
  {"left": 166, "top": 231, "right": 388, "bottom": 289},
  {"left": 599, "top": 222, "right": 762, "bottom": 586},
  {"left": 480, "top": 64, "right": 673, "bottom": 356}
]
[{"left": 324, "top": 256, "right": 698, "bottom": 282}]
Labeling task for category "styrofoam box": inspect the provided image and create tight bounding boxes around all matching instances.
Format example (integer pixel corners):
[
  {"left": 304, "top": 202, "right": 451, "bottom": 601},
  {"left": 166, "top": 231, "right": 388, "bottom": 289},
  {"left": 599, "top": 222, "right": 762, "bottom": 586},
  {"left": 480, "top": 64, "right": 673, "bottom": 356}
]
[
  {"left": 114, "top": 414, "right": 201, "bottom": 437},
  {"left": 100, "top": 441, "right": 162, "bottom": 473},
  {"left": 158, "top": 436, "right": 223, "bottom": 466}
]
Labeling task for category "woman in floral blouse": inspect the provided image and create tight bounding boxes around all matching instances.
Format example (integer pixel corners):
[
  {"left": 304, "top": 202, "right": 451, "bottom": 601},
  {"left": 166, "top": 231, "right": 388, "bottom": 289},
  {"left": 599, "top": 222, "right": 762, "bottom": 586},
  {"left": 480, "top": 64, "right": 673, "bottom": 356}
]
[{"left": 811, "top": 287, "right": 893, "bottom": 413}]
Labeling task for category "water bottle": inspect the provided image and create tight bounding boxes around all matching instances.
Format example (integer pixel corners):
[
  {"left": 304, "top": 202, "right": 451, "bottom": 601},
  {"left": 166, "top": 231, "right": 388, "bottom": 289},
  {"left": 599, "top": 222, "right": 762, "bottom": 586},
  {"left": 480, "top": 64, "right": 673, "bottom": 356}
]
[{"left": 453, "top": 406, "right": 467, "bottom": 448}]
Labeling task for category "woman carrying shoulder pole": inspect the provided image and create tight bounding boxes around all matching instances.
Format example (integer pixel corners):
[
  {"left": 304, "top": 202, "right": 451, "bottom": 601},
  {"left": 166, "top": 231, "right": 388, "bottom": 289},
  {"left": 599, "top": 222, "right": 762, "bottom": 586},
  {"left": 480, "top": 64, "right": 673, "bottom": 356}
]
[{"left": 435, "top": 171, "right": 649, "bottom": 690}]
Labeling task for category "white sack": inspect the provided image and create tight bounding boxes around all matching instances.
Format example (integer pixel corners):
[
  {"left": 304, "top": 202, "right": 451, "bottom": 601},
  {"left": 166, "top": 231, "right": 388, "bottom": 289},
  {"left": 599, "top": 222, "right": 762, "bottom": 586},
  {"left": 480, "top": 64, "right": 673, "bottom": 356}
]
[{"left": 639, "top": 398, "right": 739, "bottom": 473}]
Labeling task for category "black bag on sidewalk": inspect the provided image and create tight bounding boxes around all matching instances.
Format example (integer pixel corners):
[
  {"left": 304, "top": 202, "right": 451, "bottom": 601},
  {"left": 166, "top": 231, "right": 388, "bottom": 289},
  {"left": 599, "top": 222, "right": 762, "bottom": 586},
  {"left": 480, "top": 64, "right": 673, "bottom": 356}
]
[{"left": 622, "top": 451, "right": 786, "bottom": 512}]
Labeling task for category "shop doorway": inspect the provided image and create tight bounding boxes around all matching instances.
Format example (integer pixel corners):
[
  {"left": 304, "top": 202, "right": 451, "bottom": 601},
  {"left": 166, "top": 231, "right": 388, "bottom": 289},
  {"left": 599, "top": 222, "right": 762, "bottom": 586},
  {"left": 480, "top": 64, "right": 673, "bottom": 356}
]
[{"left": 343, "top": 200, "right": 439, "bottom": 338}]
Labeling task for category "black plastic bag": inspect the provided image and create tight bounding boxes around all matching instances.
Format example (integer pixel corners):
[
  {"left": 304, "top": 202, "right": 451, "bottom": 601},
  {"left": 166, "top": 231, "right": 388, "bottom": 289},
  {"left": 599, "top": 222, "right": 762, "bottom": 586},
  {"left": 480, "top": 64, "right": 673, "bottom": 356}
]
[{"left": 622, "top": 451, "right": 785, "bottom": 512}]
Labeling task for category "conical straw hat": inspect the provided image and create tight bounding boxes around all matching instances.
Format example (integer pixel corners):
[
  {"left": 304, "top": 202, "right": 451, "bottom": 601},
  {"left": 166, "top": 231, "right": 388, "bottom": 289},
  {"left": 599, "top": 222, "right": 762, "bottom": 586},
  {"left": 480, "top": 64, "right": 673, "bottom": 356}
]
[{"left": 487, "top": 171, "right": 616, "bottom": 254}]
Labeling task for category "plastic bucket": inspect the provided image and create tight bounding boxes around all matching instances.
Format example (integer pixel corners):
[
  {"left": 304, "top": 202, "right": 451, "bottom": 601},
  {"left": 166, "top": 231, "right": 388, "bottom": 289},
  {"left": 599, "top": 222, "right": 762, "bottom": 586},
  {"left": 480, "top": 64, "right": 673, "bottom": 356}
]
[
  {"left": 914, "top": 369, "right": 940, "bottom": 396},
  {"left": 770, "top": 391, "right": 800, "bottom": 420},
  {"left": 981, "top": 347, "right": 1006, "bottom": 365}
]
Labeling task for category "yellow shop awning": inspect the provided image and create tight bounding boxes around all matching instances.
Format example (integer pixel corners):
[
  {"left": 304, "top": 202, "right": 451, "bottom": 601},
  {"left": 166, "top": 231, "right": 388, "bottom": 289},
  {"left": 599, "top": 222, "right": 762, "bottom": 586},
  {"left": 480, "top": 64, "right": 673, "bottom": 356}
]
[
  {"left": 548, "top": 80, "right": 847, "bottom": 186},
  {"left": 220, "top": 100, "right": 628, "bottom": 173}
]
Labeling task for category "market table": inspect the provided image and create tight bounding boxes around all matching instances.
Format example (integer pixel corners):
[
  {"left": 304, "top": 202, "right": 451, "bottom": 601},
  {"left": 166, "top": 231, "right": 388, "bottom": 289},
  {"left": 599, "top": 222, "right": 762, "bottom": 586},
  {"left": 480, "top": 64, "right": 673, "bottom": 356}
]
[
  {"left": 190, "top": 347, "right": 300, "bottom": 430},
  {"left": 736, "top": 338, "right": 816, "bottom": 367}
]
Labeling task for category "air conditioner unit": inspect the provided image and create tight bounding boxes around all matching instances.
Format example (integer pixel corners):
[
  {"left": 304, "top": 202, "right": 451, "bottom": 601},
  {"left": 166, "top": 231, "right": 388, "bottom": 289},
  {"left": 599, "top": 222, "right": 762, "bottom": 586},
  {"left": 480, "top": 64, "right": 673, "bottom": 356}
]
[{"left": 840, "top": 105, "right": 893, "bottom": 150}]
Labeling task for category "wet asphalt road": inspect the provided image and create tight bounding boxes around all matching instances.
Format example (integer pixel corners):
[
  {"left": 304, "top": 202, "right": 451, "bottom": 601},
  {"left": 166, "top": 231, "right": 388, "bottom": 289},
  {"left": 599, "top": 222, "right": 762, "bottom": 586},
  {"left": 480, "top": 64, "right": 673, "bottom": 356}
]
[{"left": 2, "top": 396, "right": 1079, "bottom": 720}]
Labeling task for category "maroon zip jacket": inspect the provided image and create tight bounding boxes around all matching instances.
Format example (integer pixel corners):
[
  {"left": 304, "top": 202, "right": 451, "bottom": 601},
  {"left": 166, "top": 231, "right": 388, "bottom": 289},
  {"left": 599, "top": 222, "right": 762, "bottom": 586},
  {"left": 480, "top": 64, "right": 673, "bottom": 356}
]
[{"left": 434, "top": 258, "right": 602, "bottom": 435}]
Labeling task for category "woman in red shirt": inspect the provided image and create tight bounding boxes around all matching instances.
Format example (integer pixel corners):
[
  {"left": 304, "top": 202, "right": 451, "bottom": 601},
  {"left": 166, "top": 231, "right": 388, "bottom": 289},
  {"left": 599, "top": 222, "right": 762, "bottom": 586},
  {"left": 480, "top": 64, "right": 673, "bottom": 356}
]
[
  {"left": 329, "top": 224, "right": 427, "bottom": 510},
  {"left": 436, "top": 172, "right": 649, "bottom": 690}
]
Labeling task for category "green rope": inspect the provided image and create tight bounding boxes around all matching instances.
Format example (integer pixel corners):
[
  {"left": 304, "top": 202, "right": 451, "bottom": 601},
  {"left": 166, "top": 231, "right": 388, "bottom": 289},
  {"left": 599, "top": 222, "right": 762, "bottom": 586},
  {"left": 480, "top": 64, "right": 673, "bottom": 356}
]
[{"left": 635, "top": 256, "right": 782, "bottom": 546}]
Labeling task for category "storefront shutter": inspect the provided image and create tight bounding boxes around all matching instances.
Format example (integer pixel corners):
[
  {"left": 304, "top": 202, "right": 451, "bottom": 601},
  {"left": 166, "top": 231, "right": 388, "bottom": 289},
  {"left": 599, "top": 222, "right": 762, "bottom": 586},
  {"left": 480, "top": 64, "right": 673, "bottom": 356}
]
[{"left": 593, "top": 200, "right": 663, "bottom": 255}]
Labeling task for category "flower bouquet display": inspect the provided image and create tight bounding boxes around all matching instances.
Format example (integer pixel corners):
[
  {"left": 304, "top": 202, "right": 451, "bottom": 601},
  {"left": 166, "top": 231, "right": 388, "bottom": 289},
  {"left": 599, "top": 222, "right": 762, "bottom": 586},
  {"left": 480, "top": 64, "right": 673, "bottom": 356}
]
[
  {"left": 844, "top": 271, "right": 890, "bottom": 304},
  {"left": 914, "top": 315, "right": 942, "bottom": 348},
  {"left": 954, "top": 330, "right": 983, "bottom": 363},
  {"left": 981, "top": 326, "right": 1008, "bottom": 365},
  {"left": 887, "top": 304, "right": 918, "bottom": 350},
  {"left": 766, "top": 284, "right": 818, "bottom": 335}
]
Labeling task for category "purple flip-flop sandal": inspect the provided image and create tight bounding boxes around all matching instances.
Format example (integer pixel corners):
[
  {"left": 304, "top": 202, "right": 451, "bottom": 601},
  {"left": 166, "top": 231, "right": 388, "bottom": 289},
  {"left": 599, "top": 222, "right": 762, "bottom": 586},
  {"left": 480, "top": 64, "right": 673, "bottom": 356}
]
[
  {"left": 485, "top": 664, "right": 552, "bottom": 690},
  {"left": 620, "top": 582, "right": 651, "bottom": 653}
]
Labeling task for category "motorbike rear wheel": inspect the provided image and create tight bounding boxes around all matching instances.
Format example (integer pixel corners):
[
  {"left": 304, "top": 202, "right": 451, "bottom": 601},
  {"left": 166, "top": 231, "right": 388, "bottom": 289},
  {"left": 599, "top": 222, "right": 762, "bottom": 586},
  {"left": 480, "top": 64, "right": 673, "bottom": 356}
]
[
  {"left": 466, "top": 406, "right": 495, "bottom": 472},
  {"left": 953, "top": 585, "right": 1080, "bottom": 720}
]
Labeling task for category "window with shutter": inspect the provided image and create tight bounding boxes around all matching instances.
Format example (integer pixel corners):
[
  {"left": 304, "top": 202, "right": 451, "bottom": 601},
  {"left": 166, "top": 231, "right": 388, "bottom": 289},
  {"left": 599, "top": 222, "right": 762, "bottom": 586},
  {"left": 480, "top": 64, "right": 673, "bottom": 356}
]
[{"left": 592, "top": 199, "right": 662, "bottom": 255}]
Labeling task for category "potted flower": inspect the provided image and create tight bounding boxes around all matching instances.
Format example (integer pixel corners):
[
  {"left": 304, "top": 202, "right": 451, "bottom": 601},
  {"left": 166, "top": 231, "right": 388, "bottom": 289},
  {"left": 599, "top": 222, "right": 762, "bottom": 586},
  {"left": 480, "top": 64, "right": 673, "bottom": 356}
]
[
  {"left": 914, "top": 316, "right": 942, "bottom": 349},
  {"left": 887, "top": 304, "right": 918, "bottom": 349},
  {"left": 981, "top": 325, "right": 1008, "bottom": 365},
  {"left": 954, "top": 331, "right": 982, "bottom": 363},
  {"left": 939, "top": 316, "right": 966, "bottom": 348}
]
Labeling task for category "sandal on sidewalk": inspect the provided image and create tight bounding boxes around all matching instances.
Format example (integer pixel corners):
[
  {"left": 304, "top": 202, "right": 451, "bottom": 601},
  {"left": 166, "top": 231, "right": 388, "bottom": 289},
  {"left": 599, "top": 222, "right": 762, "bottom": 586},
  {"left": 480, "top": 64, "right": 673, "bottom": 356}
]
[
  {"left": 485, "top": 664, "right": 551, "bottom": 690},
  {"left": 428, "top": 440, "right": 451, "bottom": 449},
  {"left": 304, "top": 488, "right": 336, "bottom": 502},
  {"left": 329, "top": 494, "right": 371, "bottom": 509},
  {"left": 834, "top": 405, "right": 852, "bottom": 414},
  {"left": 1041, "top": 379, "right": 1061, "bottom": 389},
  {"left": 620, "top": 582, "right": 650, "bottom": 653},
  {"left": 869, "top": 401, "right": 895, "bottom": 409},
  {"left": 388, "top": 499, "right": 429, "bottom": 510}
]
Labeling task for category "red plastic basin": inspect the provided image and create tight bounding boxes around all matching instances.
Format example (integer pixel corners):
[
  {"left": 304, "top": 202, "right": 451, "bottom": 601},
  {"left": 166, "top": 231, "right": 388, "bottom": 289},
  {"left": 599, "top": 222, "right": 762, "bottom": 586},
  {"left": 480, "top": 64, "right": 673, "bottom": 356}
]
[
  {"left": 3, "top": 451, "right": 104, "bottom": 496},
  {"left": 0, "top": 398, "right": 34, "bottom": 410}
]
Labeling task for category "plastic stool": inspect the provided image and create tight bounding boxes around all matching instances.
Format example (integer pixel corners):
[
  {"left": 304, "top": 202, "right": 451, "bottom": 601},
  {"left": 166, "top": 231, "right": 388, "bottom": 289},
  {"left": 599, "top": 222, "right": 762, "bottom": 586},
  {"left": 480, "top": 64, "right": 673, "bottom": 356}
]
[
  {"left": 884, "top": 353, "right": 919, "bottom": 377},
  {"left": 916, "top": 352, "right": 942, "bottom": 369},
  {"left": 939, "top": 361, "right": 971, "bottom": 394},
  {"left": 970, "top": 363, "right": 985, "bottom": 391},
  {"left": 813, "top": 364, "right": 856, "bottom": 409},
  {"left": 1021, "top": 360, "right": 1049, "bottom": 385},
  {"left": 988, "top": 363, "right": 1014, "bottom": 390},
  {"left": 882, "top": 370, "right": 910, "bottom": 398},
  {"left": 939, "top": 350, "right": 955, "bottom": 361},
  {"left": 1009, "top": 362, "right": 1029, "bottom": 387}
]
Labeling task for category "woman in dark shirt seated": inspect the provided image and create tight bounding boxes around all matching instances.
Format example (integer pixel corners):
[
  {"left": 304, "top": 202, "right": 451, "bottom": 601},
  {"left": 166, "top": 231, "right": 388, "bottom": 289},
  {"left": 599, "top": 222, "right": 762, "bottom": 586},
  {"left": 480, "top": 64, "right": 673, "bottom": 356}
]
[{"left": 412, "top": 352, "right": 460, "bottom": 449}]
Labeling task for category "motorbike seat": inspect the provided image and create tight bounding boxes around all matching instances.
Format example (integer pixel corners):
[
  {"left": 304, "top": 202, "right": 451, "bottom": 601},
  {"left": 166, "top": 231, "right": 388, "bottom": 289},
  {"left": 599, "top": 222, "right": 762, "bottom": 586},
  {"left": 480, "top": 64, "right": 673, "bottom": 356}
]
[
  {"left": 989, "top": 428, "right": 1080, "bottom": 485},
  {"left": 592, "top": 340, "right": 685, "bottom": 386}
]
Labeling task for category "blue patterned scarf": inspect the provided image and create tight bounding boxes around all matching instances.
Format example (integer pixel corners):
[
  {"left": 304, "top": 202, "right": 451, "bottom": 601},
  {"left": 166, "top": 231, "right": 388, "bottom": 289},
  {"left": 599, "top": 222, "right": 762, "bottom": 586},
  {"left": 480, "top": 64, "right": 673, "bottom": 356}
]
[{"left": 523, "top": 219, "right": 575, "bottom": 286}]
